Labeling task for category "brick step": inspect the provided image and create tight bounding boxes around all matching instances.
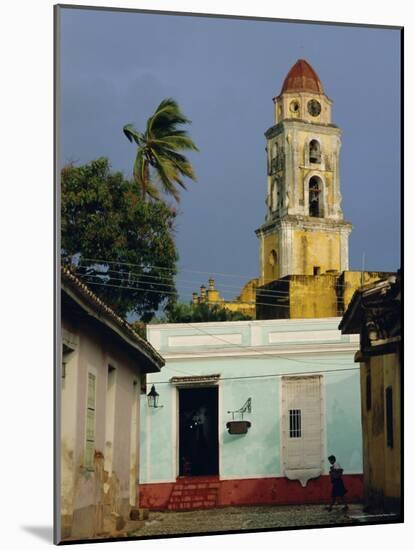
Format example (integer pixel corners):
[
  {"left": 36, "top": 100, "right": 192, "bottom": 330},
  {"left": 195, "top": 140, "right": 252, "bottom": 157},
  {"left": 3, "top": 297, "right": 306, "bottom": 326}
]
[
  {"left": 167, "top": 500, "right": 216, "bottom": 511},
  {"left": 171, "top": 487, "right": 218, "bottom": 496},
  {"left": 169, "top": 491, "right": 218, "bottom": 504},
  {"left": 171, "top": 482, "right": 220, "bottom": 490},
  {"left": 167, "top": 477, "right": 220, "bottom": 511},
  {"left": 176, "top": 476, "right": 219, "bottom": 484}
]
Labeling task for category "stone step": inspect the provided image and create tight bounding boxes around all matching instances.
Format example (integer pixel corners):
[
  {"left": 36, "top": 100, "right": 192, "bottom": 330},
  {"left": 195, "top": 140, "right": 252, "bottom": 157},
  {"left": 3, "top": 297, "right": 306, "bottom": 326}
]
[
  {"left": 172, "top": 482, "right": 220, "bottom": 490},
  {"left": 167, "top": 477, "right": 220, "bottom": 511},
  {"left": 176, "top": 476, "right": 220, "bottom": 484},
  {"left": 124, "top": 519, "right": 144, "bottom": 533},
  {"left": 170, "top": 489, "right": 217, "bottom": 496},
  {"left": 169, "top": 491, "right": 218, "bottom": 502},
  {"left": 167, "top": 500, "right": 217, "bottom": 511}
]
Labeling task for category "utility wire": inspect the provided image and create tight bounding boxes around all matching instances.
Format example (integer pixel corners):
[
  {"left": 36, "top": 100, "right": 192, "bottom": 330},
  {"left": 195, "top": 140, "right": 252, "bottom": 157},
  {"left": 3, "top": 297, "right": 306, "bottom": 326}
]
[
  {"left": 78, "top": 257, "right": 360, "bottom": 289},
  {"left": 76, "top": 263, "right": 355, "bottom": 297},
  {"left": 77, "top": 274, "right": 346, "bottom": 310},
  {"left": 73, "top": 274, "right": 355, "bottom": 368},
  {"left": 146, "top": 366, "right": 360, "bottom": 385},
  {"left": 181, "top": 320, "right": 355, "bottom": 368},
  {"left": 78, "top": 264, "right": 293, "bottom": 297},
  {"left": 77, "top": 278, "right": 295, "bottom": 309},
  {"left": 76, "top": 269, "right": 294, "bottom": 299}
]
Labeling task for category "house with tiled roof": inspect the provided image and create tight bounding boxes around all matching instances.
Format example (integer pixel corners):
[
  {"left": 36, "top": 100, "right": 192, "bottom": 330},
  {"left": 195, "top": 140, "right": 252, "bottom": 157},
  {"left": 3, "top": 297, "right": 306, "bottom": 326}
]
[
  {"left": 59, "top": 267, "right": 164, "bottom": 541},
  {"left": 339, "top": 272, "right": 401, "bottom": 514}
]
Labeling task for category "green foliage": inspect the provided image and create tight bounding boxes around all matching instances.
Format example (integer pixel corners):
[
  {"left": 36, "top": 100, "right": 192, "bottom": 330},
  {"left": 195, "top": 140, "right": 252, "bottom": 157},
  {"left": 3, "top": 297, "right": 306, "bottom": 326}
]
[
  {"left": 123, "top": 98, "right": 199, "bottom": 202},
  {"left": 61, "top": 158, "right": 178, "bottom": 320},
  {"left": 164, "top": 302, "right": 253, "bottom": 323},
  {"left": 130, "top": 320, "right": 147, "bottom": 340}
]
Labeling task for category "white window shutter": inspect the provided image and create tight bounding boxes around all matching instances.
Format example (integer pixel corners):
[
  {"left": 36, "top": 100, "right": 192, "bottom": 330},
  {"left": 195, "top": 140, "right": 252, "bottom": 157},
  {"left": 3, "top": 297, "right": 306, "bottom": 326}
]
[
  {"left": 85, "top": 372, "right": 96, "bottom": 470},
  {"left": 281, "top": 375, "right": 323, "bottom": 486}
]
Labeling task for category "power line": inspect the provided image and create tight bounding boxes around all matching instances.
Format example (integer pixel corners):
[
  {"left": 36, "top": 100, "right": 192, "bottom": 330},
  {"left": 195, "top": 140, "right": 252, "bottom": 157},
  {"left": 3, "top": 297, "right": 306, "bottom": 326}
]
[
  {"left": 75, "top": 265, "right": 356, "bottom": 301},
  {"left": 182, "top": 320, "right": 354, "bottom": 368},
  {"left": 77, "top": 275, "right": 348, "bottom": 311},
  {"left": 76, "top": 277, "right": 295, "bottom": 309},
  {"left": 80, "top": 279, "right": 178, "bottom": 296},
  {"left": 146, "top": 366, "right": 359, "bottom": 385},
  {"left": 77, "top": 264, "right": 290, "bottom": 296},
  {"left": 72, "top": 273, "right": 355, "bottom": 368},
  {"left": 78, "top": 264, "right": 293, "bottom": 297},
  {"left": 78, "top": 257, "right": 361, "bottom": 288},
  {"left": 81, "top": 257, "right": 249, "bottom": 279}
]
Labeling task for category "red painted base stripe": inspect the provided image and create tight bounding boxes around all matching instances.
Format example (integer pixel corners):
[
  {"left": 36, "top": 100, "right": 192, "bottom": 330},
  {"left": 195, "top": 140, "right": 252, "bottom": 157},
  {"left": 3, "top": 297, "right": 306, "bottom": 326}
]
[{"left": 138, "top": 474, "right": 363, "bottom": 510}]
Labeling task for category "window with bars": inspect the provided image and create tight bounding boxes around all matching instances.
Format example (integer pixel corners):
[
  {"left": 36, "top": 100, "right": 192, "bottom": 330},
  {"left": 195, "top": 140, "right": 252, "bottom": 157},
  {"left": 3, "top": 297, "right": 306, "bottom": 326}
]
[
  {"left": 289, "top": 409, "right": 302, "bottom": 438},
  {"left": 85, "top": 372, "right": 96, "bottom": 470}
]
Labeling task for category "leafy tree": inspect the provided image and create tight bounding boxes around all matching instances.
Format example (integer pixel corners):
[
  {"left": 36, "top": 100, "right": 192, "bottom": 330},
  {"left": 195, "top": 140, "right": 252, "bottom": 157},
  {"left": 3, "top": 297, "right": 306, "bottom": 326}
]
[
  {"left": 123, "top": 98, "right": 199, "bottom": 202},
  {"left": 164, "top": 302, "right": 252, "bottom": 323},
  {"left": 61, "top": 158, "right": 178, "bottom": 320}
]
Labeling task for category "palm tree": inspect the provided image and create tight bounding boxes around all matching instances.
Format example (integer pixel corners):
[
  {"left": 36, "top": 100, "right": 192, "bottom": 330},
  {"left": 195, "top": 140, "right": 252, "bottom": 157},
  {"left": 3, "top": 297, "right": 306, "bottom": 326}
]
[{"left": 123, "top": 98, "right": 199, "bottom": 202}]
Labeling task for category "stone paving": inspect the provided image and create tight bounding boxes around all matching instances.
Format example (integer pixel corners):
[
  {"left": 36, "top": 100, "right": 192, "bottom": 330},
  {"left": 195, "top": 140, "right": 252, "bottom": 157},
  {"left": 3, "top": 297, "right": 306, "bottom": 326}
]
[{"left": 132, "top": 504, "right": 366, "bottom": 537}]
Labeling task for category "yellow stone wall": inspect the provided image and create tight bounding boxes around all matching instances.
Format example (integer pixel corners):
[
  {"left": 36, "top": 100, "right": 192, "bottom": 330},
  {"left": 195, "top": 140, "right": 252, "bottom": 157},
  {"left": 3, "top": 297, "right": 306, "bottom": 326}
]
[
  {"left": 193, "top": 278, "right": 258, "bottom": 319},
  {"left": 292, "top": 231, "right": 341, "bottom": 275},
  {"left": 256, "top": 271, "right": 394, "bottom": 320},
  {"left": 359, "top": 350, "right": 401, "bottom": 511},
  {"left": 206, "top": 289, "right": 224, "bottom": 304},
  {"left": 289, "top": 274, "right": 338, "bottom": 318},
  {"left": 261, "top": 232, "right": 280, "bottom": 283},
  {"left": 223, "top": 278, "right": 259, "bottom": 318}
]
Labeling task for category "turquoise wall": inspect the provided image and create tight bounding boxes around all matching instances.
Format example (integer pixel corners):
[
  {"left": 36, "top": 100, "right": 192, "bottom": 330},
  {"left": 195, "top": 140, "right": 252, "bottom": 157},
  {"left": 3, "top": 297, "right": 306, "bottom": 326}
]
[
  {"left": 221, "top": 375, "right": 280, "bottom": 477},
  {"left": 140, "top": 320, "right": 362, "bottom": 482},
  {"left": 326, "top": 370, "right": 363, "bottom": 473}
]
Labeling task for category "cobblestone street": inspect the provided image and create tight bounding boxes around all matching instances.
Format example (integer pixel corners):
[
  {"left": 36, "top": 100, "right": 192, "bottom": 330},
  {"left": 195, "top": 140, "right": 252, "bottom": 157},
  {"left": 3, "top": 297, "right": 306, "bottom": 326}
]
[{"left": 132, "top": 504, "right": 366, "bottom": 537}]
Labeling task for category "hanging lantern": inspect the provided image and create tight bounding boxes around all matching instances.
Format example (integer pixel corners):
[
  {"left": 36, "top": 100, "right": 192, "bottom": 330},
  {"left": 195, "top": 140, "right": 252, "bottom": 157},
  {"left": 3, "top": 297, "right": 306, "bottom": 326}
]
[{"left": 147, "top": 384, "right": 160, "bottom": 408}]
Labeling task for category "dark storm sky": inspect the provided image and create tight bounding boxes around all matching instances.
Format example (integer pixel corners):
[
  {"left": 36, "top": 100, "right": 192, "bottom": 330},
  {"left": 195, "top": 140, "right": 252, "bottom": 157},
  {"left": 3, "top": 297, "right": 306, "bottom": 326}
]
[{"left": 59, "top": 8, "right": 401, "bottom": 301}]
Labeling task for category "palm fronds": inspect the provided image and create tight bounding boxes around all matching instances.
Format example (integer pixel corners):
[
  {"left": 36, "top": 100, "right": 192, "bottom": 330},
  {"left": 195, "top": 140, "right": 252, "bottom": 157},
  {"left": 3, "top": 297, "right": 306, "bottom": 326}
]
[{"left": 123, "top": 98, "right": 199, "bottom": 202}]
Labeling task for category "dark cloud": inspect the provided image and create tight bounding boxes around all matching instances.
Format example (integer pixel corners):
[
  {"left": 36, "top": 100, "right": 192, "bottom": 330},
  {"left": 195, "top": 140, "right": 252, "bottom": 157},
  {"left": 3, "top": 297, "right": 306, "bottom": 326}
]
[{"left": 60, "top": 8, "right": 401, "bottom": 300}]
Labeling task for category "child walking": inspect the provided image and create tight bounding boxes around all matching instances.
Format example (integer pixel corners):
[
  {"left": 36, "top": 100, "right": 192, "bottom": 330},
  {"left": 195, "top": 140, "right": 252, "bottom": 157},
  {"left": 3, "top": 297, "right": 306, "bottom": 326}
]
[{"left": 327, "top": 455, "right": 348, "bottom": 511}]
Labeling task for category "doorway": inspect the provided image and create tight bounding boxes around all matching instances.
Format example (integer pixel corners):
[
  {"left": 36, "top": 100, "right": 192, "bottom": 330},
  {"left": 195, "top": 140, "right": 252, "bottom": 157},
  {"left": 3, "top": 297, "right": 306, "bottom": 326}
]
[{"left": 178, "top": 386, "right": 219, "bottom": 477}]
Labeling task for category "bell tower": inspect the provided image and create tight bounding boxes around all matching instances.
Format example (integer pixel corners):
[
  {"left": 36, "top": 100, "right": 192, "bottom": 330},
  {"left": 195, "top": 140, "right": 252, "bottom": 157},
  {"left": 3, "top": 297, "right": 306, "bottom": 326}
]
[{"left": 256, "top": 59, "right": 352, "bottom": 284}]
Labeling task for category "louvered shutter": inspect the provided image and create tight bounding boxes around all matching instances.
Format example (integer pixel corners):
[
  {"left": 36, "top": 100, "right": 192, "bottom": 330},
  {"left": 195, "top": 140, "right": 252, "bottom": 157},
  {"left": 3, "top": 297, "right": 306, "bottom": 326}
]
[
  {"left": 85, "top": 372, "right": 96, "bottom": 470},
  {"left": 281, "top": 375, "right": 323, "bottom": 486}
]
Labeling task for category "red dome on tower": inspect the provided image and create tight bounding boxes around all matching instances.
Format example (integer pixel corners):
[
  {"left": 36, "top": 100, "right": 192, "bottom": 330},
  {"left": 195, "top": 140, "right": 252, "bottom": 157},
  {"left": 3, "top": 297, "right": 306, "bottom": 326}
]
[{"left": 279, "top": 59, "right": 324, "bottom": 95}]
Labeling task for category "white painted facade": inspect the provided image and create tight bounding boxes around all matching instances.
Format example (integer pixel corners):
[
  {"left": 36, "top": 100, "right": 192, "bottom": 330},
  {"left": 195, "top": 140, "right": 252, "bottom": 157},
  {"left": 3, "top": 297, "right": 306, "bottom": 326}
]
[{"left": 59, "top": 269, "right": 163, "bottom": 540}]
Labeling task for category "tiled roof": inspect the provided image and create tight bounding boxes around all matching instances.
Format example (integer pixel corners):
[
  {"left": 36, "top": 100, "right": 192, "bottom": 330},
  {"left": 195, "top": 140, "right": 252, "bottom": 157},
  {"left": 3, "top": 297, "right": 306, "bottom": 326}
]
[
  {"left": 279, "top": 59, "right": 324, "bottom": 95},
  {"left": 338, "top": 273, "right": 400, "bottom": 334},
  {"left": 61, "top": 265, "right": 164, "bottom": 369}
]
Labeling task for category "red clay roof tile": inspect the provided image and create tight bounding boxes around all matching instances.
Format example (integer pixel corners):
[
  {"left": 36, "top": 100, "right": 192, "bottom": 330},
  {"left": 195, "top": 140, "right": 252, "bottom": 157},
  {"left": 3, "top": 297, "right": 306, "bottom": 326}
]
[{"left": 280, "top": 59, "right": 324, "bottom": 95}]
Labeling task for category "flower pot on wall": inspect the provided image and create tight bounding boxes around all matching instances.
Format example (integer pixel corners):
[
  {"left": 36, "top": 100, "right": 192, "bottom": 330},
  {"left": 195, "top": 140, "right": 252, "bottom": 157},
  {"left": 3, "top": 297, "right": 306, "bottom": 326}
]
[{"left": 226, "top": 420, "right": 251, "bottom": 435}]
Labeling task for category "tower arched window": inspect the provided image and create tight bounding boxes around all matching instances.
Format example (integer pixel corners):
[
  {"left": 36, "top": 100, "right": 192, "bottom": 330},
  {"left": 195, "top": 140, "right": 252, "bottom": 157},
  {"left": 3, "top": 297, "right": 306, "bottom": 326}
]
[
  {"left": 309, "top": 139, "right": 321, "bottom": 164},
  {"left": 309, "top": 176, "right": 323, "bottom": 217},
  {"left": 271, "top": 178, "right": 279, "bottom": 212},
  {"left": 269, "top": 250, "right": 278, "bottom": 267}
]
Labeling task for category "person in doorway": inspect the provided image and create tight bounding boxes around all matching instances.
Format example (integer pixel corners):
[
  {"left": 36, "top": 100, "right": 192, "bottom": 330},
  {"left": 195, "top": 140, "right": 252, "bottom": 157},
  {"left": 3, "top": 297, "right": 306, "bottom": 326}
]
[{"left": 327, "top": 454, "right": 348, "bottom": 512}]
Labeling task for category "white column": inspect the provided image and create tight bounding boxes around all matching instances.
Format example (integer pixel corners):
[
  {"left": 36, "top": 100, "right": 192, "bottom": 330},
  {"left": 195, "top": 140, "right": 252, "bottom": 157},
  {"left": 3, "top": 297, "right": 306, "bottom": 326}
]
[
  {"left": 260, "top": 232, "right": 265, "bottom": 285},
  {"left": 340, "top": 229, "right": 350, "bottom": 271},
  {"left": 291, "top": 130, "right": 298, "bottom": 214},
  {"left": 280, "top": 222, "right": 293, "bottom": 277}
]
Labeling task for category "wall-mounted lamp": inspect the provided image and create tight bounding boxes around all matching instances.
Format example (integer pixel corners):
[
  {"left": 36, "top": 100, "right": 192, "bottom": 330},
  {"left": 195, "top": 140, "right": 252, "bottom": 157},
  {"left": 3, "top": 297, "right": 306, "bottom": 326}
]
[{"left": 147, "top": 384, "right": 163, "bottom": 408}]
